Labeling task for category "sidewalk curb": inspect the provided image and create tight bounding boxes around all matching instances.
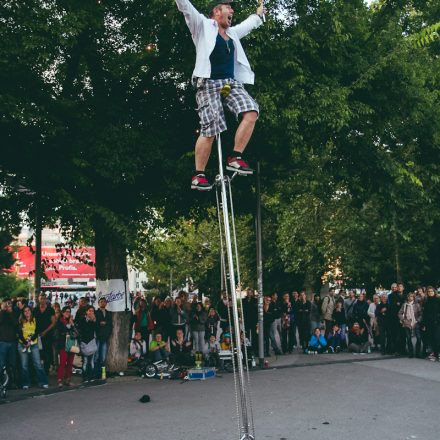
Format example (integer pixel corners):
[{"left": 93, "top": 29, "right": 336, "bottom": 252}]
[
  {"left": 256, "top": 355, "right": 398, "bottom": 372},
  {"left": 0, "top": 379, "right": 108, "bottom": 406}
]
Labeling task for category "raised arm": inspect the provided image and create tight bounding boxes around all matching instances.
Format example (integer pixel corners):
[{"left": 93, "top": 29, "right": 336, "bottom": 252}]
[
  {"left": 175, "top": 0, "right": 204, "bottom": 37},
  {"left": 231, "top": 14, "right": 262, "bottom": 40}
]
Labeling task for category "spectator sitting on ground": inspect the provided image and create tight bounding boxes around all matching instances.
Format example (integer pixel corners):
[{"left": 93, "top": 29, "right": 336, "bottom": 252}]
[
  {"left": 326, "top": 323, "right": 345, "bottom": 353},
  {"left": 130, "top": 331, "right": 147, "bottom": 362},
  {"left": 348, "top": 322, "right": 371, "bottom": 354},
  {"left": 170, "top": 328, "right": 193, "bottom": 366},
  {"left": 204, "top": 334, "right": 221, "bottom": 367},
  {"left": 220, "top": 332, "right": 232, "bottom": 351},
  {"left": 307, "top": 328, "right": 327, "bottom": 354},
  {"left": 149, "top": 332, "right": 170, "bottom": 363}
]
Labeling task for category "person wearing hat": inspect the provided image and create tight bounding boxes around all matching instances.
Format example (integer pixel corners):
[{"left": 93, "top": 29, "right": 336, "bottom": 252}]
[{"left": 175, "top": 0, "right": 266, "bottom": 190}]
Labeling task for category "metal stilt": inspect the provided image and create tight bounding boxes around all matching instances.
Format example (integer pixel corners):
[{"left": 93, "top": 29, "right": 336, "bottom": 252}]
[{"left": 215, "top": 132, "right": 255, "bottom": 440}]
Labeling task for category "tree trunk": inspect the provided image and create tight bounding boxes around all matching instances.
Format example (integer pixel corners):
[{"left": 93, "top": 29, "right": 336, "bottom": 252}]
[
  {"left": 94, "top": 222, "right": 130, "bottom": 373},
  {"left": 392, "top": 213, "right": 402, "bottom": 283}
]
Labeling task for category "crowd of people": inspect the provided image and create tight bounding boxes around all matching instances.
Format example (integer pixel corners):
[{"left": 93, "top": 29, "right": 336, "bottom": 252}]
[
  {"left": 1, "top": 282, "right": 440, "bottom": 391},
  {"left": 260, "top": 284, "right": 440, "bottom": 360}
]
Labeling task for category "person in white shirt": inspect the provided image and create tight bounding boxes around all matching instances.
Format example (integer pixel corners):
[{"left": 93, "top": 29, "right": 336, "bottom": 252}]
[{"left": 175, "top": 0, "right": 266, "bottom": 190}]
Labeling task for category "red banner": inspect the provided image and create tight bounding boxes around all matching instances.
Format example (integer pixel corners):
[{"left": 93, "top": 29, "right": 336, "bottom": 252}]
[{"left": 15, "top": 246, "right": 96, "bottom": 279}]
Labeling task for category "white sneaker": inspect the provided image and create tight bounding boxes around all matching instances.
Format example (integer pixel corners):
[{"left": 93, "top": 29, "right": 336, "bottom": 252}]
[
  {"left": 42, "top": 384, "right": 49, "bottom": 389},
  {"left": 23, "top": 385, "right": 29, "bottom": 390}
]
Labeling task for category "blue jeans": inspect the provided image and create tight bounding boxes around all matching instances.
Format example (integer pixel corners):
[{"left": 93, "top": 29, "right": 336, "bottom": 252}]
[
  {"left": 151, "top": 348, "right": 169, "bottom": 362},
  {"left": 18, "top": 343, "right": 48, "bottom": 387},
  {"left": 94, "top": 340, "right": 108, "bottom": 376},
  {"left": 83, "top": 354, "right": 95, "bottom": 381},
  {"left": 0, "top": 341, "right": 17, "bottom": 370}
]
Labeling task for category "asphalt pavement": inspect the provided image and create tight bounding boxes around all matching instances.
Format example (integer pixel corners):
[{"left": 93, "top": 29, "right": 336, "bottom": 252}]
[{"left": 1, "top": 356, "right": 439, "bottom": 440}]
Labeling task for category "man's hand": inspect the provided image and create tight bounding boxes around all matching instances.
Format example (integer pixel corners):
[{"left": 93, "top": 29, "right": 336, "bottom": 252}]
[{"left": 257, "top": 1, "right": 267, "bottom": 18}]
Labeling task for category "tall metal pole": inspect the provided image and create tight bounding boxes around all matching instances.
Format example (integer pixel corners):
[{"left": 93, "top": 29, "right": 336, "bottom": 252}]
[
  {"left": 216, "top": 133, "right": 252, "bottom": 440},
  {"left": 35, "top": 197, "right": 42, "bottom": 298},
  {"left": 256, "top": 162, "right": 264, "bottom": 368}
]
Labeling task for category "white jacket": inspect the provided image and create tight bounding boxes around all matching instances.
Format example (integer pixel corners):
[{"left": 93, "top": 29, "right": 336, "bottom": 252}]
[{"left": 175, "top": 0, "right": 262, "bottom": 84}]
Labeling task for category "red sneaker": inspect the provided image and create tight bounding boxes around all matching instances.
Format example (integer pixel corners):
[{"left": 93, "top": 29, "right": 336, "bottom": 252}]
[
  {"left": 226, "top": 156, "right": 253, "bottom": 175},
  {"left": 191, "top": 173, "right": 211, "bottom": 191}
]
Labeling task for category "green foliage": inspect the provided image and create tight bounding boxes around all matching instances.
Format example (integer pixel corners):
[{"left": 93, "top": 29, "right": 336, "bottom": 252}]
[{"left": 0, "top": 273, "right": 31, "bottom": 298}]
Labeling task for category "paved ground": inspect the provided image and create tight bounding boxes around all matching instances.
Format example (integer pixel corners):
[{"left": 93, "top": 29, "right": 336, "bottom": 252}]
[{"left": 1, "top": 355, "right": 439, "bottom": 440}]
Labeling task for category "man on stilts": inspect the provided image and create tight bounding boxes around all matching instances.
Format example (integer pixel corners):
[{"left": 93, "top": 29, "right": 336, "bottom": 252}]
[{"left": 175, "top": 0, "right": 266, "bottom": 190}]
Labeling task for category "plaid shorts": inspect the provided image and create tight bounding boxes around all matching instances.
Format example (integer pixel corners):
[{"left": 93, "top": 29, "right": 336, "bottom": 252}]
[{"left": 195, "top": 78, "right": 259, "bottom": 137}]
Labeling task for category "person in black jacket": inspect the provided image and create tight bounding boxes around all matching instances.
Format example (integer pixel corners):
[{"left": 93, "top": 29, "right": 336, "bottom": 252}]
[
  {"left": 0, "top": 298, "right": 19, "bottom": 388},
  {"left": 242, "top": 288, "right": 258, "bottom": 353},
  {"left": 296, "top": 291, "right": 312, "bottom": 350},
  {"left": 77, "top": 306, "right": 99, "bottom": 382},
  {"left": 263, "top": 296, "right": 282, "bottom": 356},
  {"left": 94, "top": 298, "right": 112, "bottom": 378},
  {"left": 352, "top": 293, "right": 369, "bottom": 329},
  {"left": 421, "top": 286, "right": 440, "bottom": 361},
  {"left": 269, "top": 293, "right": 282, "bottom": 354},
  {"left": 388, "top": 283, "right": 407, "bottom": 354},
  {"left": 375, "top": 294, "right": 391, "bottom": 354}
]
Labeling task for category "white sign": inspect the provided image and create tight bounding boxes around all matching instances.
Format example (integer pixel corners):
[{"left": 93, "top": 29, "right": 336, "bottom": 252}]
[{"left": 96, "top": 279, "right": 127, "bottom": 312}]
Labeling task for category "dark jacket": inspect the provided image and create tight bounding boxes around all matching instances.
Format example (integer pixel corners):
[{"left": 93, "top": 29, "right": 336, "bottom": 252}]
[
  {"left": 332, "top": 309, "right": 346, "bottom": 326},
  {"left": 388, "top": 292, "right": 406, "bottom": 319},
  {"left": 348, "top": 329, "right": 368, "bottom": 345},
  {"left": 54, "top": 318, "right": 78, "bottom": 350},
  {"left": 353, "top": 300, "right": 369, "bottom": 324},
  {"left": 269, "top": 301, "right": 282, "bottom": 320},
  {"left": 170, "top": 305, "right": 187, "bottom": 326},
  {"left": 190, "top": 309, "right": 207, "bottom": 332},
  {"left": 77, "top": 317, "right": 98, "bottom": 344},
  {"left": 296, "top": 300, "right": 311, "bottom": 325},
  {"left": 421, "top": 296, "right": 440, "bottom": 327},
  {"left": 242, "top": 297, "right": 258, "bottom": 327},
  {"left": 205, "top": 313, "right": 219, "bottom": 337},
  {"left": 95, "top": 309, "right": 113, "bottom": 340},
  {"left": 0, "top": 310, "right": 18, "bottom": 342},
  {"left": 375, "top": 302, "right": 390, "bottom": 326}
]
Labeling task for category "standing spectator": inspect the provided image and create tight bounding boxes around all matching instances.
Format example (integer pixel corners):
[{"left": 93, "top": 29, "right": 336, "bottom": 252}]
[
  {"left": 74, "top": 297, "right": 89, "bottom": 324},
  {"left": 242, "top": 288, "right": 258, "bottom": 353},
  {"left": 332, "top": 301, "right": 347, "bottom": 339},
  {"left": 321, "top": 288, "right": 336, "bottom": 334},
  {"left": 217, "top": 291, "right": 231, "bottom": 333},
  {"left": 205, "top": 307, "right": 219, "bottom": 340},
  {"left": 34, "top": 293, "right": 57, "bottom": 375},
  {"left": 375, "top": 294, "right": 390, "bottom": 354},
  {"left": 280, "top": 292, "right": 295, "bottom": 353},
  {"left": 190, "top": 302, "right": 207, "bottom": 353},
  {"left": 95, "top": 298, "right": 112, "bottom": 377},
  {"left": 398, "top": 292, "right": 422, "bottom": 358},
  {"left": 17, "top": 306, "right": 49, "bottom": 389},
  {"left": 171, "top": 297, "right": 187, "bottom": 338},
  {"left": 170, "top": 328, "right": 193, "bottom": 365},
  {"left": 368, "top": 295, "right": 380, "bottom": 350},
  {"left": 388, "top": 282, "right": 406, "bottom": 355},
  {"left": 263, "top": 296, "right": 282, "bottom": 356},
  {"left": 269, "top": 292, "right": 282, "bottom": 352},
  {"left": 0, "top": 298, "right": 19, "bottom": 388},
  {"left": 344, "top": 290, "right": 357, "bottom": 326},
  {"left": 134, "top": 299, "right": 151, "bottom": 343},
  {"left": 420, "top": 286, "right": 440, "bottom": 361},
  {"left": 55, "top": 306, "right": 77, "bottom": 387},
  {"left": 13, "top": 298, "right": 26, "bottom": 320},
  {"left": 297, "top": 291, "right": 312, "bottom": 350},
  {"left": 348, "top": 322, "right": 371, "bottom": 354},
  {"left": 77, "top": 306, "right": 98, "bottom": 383},
  {"left": 310, "top": 294, "right": 321, "bottom": 334},
  {"left": 353, "top": 293, "right": 369, "bottom": 330}
]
